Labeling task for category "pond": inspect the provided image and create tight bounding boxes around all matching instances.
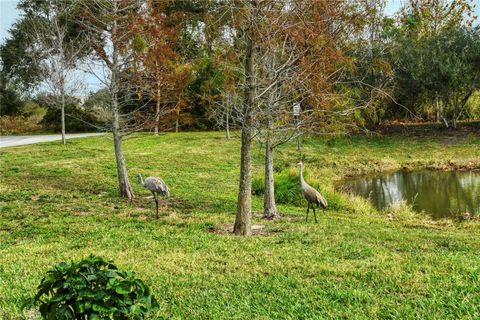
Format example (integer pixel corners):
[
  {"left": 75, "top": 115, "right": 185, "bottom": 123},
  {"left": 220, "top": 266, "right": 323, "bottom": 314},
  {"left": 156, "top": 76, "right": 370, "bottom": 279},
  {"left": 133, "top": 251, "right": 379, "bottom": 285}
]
[{"left": 339, "top": 170, "right": 480, "bottom": 218}]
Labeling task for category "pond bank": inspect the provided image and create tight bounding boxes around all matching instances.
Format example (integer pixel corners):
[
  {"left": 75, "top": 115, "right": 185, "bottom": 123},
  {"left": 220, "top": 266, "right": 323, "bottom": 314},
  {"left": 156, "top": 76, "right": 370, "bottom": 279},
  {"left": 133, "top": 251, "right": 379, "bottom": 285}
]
[
  {"left": 341, "top": 159, "right": 480, "bottom": 178},
  {"left": 338, "top": 169, "right": 480, "bottom": 219}
]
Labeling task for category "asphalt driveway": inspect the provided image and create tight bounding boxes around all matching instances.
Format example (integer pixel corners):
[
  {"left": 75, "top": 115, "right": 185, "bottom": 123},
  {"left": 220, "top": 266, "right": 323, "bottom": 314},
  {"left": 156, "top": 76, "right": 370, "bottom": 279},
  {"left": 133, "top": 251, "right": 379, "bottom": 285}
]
[{"left": 0, "top": 133, "right": 106, "bottom": 148}]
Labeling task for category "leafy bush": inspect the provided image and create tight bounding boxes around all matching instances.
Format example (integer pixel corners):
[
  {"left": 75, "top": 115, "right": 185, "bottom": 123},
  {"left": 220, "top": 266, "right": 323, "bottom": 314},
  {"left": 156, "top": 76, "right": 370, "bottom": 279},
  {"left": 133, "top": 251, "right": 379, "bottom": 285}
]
[
  {"left": 24, "top": 255, "right": 158, "bottom": 319},
  {"left": 0, "top": 76, "right": 26, "bottom": 116},
  {"left": 41, "top": 102, "right": 104, "bottom": 133},
  {"left": 19, "top": 101, "right": 47, "bottom": 123}
]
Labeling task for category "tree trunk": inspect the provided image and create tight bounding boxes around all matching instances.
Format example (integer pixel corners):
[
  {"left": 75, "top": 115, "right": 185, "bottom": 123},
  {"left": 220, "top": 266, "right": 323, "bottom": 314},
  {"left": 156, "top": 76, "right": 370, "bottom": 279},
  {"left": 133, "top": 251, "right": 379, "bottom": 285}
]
[
  {"left": 456, "top": 89, "right": 474, "bottom": 126},
  {"left": 234, "top": 7, "right": 255, "bottom": 236},
  {"left": 175, "top": 106, "right": 180, "bottom": 133},
  {"left": 235, "top": 118, "right": 253, "bottom": 235},
  {"left": 263, "top": 68, "right": 278, "bottom": 219},
  {"left": 295, "top": 116, "right": 301, "bottom": 151},
  {"left": 58, "top": 24, "right": 66, "bottom": 146},
  {"left": 111, "top": 11, "right": 134, "bottom": 199},
  {"left": 434, "top": 92, "right": 439, "bottom": 124},
  {"left": 439, "top": 97, "right": 448, "bottom": 128},
  {"left": 112, "top": 97, "right": 134, "bottom": 199},
  {"left": 154, "top": 64, "right": 161, "bottom": 136},
  {"left": 226, "top": 110, "right": 230, "bottom": 139},
  {"left": 263, "top": 139, "right": 278, "bottom": 219},
  {"left": 225, "top": 94, "right": 231, "bottom": 139},
  {"left": 61, "top": 90, "right": 66, "bottom": 145},
  {"left": 453, "top": 96, "right": 458, "bottom": 129},
  {"left": 60, "top": 72, "right": 66, "bottom": 145},
  {"left": 154, "top": 88, "right": 160, "bottom": 136}
]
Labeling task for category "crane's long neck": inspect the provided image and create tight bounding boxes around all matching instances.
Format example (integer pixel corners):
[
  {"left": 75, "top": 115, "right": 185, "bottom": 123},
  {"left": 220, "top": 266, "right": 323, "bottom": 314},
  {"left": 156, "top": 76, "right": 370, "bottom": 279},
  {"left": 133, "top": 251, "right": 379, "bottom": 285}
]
[{"left": 299, "top": 164, "right": 305, "bottom": 187}]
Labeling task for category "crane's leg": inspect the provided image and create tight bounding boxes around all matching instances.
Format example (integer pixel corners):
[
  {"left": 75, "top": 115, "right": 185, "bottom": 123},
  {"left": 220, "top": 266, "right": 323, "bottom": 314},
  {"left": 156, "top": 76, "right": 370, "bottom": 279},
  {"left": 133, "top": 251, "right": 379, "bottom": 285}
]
[
  {"left": 306, "top": 203, "right": 310, "bottom": 222},
  {"left": 313, "top": 206, "right": 318, "bottom": 223},
  {"left": 151, "top": 191, "right": 159, "bottom": 219}
]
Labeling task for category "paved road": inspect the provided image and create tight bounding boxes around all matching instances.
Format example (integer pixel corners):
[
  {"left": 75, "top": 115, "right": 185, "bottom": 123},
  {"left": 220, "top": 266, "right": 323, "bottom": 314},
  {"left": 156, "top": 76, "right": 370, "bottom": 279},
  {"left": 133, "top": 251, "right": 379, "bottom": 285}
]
[{"left": 0, "top": 133, "right": 106, "bottom": 148}]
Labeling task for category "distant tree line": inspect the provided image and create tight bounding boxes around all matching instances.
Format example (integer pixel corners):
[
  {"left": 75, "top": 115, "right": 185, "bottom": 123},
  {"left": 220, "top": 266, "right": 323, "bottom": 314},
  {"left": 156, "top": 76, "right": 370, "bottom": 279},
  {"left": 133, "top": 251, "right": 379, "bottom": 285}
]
[{"left": 1, "top": 0, "right": 478, "bottom": 133}]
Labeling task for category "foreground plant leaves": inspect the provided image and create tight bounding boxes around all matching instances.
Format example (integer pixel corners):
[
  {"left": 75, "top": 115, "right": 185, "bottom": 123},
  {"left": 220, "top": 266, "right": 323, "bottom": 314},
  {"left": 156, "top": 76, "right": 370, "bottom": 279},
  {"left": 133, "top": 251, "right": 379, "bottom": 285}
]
[{"left": 23, "top": 255, "right": 158, "bottom": 319}]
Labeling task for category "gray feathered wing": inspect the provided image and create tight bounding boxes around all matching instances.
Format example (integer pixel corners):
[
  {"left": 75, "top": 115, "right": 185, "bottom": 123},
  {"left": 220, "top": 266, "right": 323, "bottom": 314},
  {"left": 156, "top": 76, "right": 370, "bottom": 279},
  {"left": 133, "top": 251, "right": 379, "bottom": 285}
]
[
  {"left": 315, "top": 190, "right": 328, "bottom": 208},
  {"left": 144, "top": 177, "right": 170, "bottom": 197}
]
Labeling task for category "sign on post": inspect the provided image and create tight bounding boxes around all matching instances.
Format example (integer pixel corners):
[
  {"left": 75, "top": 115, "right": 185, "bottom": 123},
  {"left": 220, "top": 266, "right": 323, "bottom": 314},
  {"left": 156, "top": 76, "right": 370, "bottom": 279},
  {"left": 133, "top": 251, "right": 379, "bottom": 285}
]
[
  {"left": 293, "top": 103, "right": 300, "bottom": 116},
  {"left": 293, "top": 103, "right": 301, "bottom": 150}
]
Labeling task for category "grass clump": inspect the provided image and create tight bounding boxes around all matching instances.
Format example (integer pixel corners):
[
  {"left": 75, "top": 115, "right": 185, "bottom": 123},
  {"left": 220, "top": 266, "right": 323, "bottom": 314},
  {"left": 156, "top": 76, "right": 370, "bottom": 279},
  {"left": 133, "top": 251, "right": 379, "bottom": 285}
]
[
  {"left": 252, "top": 171, "right": 300, "bottom": 205},
  {"left": 383, "top": 200, "right": 419, "bottom": 220},
  {"left": 252, "top": 169, "right": 346, "bottom": 210}
]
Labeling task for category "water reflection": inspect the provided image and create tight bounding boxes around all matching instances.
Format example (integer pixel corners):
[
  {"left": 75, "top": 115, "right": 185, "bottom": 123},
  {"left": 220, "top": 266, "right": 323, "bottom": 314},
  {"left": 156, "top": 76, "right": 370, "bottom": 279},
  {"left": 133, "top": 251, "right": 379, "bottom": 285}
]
[{"left": 340, "top": 170, "right": 480, "bottom": 218}]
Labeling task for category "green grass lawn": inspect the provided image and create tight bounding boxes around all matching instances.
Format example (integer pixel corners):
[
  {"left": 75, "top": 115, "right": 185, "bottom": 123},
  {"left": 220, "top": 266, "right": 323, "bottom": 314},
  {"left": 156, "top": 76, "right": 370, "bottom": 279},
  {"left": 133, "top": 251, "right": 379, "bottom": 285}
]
[{"left": 1, "top": 131, "right": 480, "bottom": 319}]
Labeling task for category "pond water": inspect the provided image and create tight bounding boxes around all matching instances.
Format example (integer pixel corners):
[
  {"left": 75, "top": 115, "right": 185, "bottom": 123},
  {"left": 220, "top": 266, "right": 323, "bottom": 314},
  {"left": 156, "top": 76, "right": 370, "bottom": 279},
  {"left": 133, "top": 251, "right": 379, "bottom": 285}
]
[{"left": 339, "top": 170, "right": 480, "bottom": 218}]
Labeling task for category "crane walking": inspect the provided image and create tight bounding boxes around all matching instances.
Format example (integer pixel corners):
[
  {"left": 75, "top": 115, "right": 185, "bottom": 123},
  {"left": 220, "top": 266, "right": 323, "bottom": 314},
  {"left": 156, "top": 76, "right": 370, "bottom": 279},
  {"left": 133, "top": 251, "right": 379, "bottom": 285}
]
[
  {"left": 296, "top": 160, "right": 328, "bottom": 223},
  {"left": 138, "top": 173, "right": 170, "bottom": 219}
]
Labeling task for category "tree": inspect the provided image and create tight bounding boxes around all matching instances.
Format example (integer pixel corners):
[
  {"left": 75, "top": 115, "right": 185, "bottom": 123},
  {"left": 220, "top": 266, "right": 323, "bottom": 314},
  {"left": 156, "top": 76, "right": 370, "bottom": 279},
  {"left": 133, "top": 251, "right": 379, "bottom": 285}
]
[
  {"left": 0, "top": 17, "right": 42, "bottom": 91},
  {"left": 399, "top": 0, "right": 476, "bottom": 38},
  {"left": 79, "top": 0, "right": 143, "bottom": 199},
  {"left": 213, "top": 79, "right": 240, "bottom": 139},
  {"left": 208, "top": 39, "right": 243, "bottom": 138},
  {"left": 25, "top": 0, "right": 85, "bottom": 144},
  {"left": 424, "top": 26, "right": 480, "bottom": 127},
  {"left": 171, "top": 63, "right": 193, "bottom": 133},
  {"left": 225, "top": 0, "right": 379, "bottom": 221},
  {"left": 392, "top": 0, "right": 479, "bottom": 127},
  {"left": 249, "top": 1, "right": 307, "bottom": 219},
  {"left": 133, "top": 0, "right": 178, "bottom": 135},
  {"left": 354, "top": 0, "right": 395, "bottom": 127},
  {"left": 164, "top": 0, "right": 227, "bottom": 131},
  {"left": 232, "top": 0, "right": 257, "bottom": 236},
  {"left": 0, "top": 72, "right": 25, "bottom": 116},
  {"left": 0, "top": 1, "right": 89, "bottom": 138},
  {"left": 220, "top": 0, "right": 386, "bottom": 232}
]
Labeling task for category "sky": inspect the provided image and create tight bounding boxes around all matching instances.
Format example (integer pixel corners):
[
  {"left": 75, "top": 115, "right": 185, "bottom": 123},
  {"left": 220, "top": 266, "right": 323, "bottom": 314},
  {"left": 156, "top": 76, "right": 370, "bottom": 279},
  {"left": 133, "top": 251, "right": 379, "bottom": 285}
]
[{"left": 0, "top": 0, "right": 20, "bottom": 43}]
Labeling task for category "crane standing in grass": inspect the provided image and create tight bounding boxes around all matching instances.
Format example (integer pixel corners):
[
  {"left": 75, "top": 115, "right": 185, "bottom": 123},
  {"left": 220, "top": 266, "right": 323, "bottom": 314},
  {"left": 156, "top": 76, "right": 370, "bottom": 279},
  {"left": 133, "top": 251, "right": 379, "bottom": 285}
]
[
  {"left": 296, "top": 160, "right": 328, "bottom": 223},
  {"left": 138, "top": 174, "right": 170, "bottom": 219}
]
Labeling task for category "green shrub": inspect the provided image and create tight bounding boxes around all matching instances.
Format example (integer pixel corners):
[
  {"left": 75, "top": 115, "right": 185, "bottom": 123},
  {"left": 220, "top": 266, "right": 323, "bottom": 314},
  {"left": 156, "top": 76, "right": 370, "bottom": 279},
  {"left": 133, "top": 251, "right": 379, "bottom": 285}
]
[
  {"left": 252, "top": 169, "right": 344, "bottom": 209},
  {"left": 273, "top": 158, "right": 290, "bottom": 173},
  {"left": 252, "top": 171, "right": 306, "bottom": 206},
  {"left": 274, "top": 172, "right": 303, "bottom": 205},
  {"left": 252, "top": 175, "right": 266, "bottom": 196},
  {"left": 41, "top": 102, "right": 103, "bottom": 133},
  {"left": 20, "top": 101, "right": 47, "bottom": 123},
  {"left": 24, "top": 255, "right": 158, "bottom": 319}
]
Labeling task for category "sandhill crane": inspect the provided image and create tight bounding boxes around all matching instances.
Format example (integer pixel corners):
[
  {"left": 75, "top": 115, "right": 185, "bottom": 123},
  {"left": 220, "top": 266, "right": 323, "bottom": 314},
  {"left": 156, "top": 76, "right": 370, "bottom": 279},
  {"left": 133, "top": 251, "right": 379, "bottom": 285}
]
[
  {"left": 296, "top": 160, "right": 328, "bottom": 223},
  {"left": 138, "top": 174, "right": 170, "bottom": 219}
]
